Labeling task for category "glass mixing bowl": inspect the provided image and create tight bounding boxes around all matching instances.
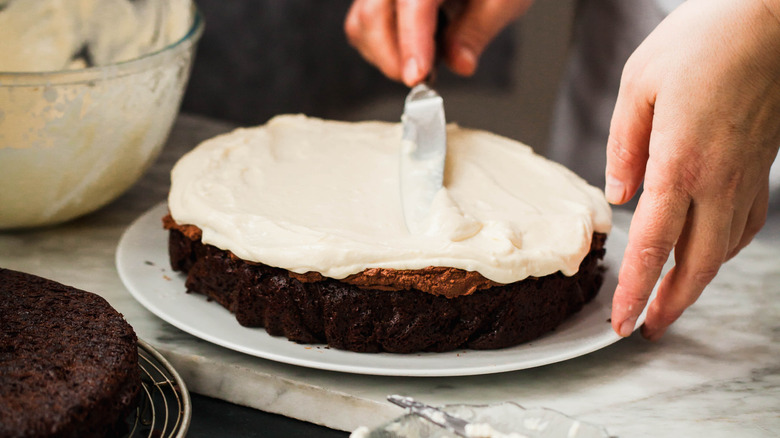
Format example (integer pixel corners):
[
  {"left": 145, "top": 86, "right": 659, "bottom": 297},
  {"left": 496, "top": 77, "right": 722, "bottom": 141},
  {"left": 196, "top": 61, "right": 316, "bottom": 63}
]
[{"left": 0, "top": 5, "right": 204, "bottom": 229}]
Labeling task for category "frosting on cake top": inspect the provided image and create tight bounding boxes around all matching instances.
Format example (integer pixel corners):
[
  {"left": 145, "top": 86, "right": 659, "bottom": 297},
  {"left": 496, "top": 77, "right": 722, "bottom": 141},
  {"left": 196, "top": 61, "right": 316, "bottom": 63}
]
[{"left": 168, "top": 114, "right": 611, "bottom": 284}]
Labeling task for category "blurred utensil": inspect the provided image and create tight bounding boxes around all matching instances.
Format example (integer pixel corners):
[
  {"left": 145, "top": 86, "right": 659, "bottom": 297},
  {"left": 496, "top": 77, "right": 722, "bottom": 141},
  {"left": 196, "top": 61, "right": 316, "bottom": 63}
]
[{"left": 387, "top": 395, "right": 469, "bottom": 437}]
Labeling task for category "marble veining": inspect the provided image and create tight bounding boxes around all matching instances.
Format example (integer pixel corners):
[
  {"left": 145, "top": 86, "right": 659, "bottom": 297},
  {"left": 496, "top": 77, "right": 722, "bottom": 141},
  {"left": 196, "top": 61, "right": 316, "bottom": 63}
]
[{"left": 1, "top": 114, "right": 778, "bottom": 437}]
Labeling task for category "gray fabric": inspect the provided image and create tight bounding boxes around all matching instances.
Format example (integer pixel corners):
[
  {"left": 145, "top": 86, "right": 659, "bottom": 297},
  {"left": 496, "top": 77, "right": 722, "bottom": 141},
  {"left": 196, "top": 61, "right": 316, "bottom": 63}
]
[
  {"left": 548, "top": 0, "right": 667, "bottom": 192},
  {"left": 548, "top": 0, "right": 779, "bottom": 213}
]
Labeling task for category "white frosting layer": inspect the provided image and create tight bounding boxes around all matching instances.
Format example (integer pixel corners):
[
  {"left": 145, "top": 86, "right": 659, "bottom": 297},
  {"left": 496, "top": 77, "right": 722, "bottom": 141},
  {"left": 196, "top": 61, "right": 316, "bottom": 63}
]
[{"left": 168, "top": 115, "right": 611, "bottom": 284}]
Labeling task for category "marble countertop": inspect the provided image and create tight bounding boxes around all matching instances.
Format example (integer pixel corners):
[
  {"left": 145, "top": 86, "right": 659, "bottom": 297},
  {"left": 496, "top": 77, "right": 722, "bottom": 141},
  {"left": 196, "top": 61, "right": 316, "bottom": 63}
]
[{"left": 2, "top": 114, "right": 778, "bottom": 437}]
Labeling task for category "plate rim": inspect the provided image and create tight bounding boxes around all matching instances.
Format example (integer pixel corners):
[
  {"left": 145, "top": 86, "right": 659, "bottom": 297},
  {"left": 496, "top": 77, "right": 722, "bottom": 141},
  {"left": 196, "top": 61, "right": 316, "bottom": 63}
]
[{"left": 117, "top": 202, "right": 649, "bottom": 377}]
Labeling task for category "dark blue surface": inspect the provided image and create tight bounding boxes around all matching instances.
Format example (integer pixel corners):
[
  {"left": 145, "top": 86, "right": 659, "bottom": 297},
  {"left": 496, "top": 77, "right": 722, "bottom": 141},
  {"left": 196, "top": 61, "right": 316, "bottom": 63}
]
[{"left": 188, "top": 393, "right": 350, "bottom": 438}]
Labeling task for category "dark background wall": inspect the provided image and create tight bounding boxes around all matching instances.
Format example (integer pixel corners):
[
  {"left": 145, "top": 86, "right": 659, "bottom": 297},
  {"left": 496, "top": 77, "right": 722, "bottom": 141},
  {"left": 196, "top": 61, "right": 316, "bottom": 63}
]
[{"left": 181, "top": 0, "right": 515, "bottom": 127}]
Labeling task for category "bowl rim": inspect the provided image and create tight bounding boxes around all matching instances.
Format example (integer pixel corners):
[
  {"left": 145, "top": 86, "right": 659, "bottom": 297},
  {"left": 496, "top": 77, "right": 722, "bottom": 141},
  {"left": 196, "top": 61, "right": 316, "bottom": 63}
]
[{"left": 0, "top": 5, "right": 204, "bottom": 84}]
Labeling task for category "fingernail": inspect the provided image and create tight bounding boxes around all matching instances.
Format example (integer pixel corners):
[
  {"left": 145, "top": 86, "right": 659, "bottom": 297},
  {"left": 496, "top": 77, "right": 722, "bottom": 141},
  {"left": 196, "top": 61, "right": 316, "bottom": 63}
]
[
  {"left": 456, "top": 43, "right": 477, "bottom": 74},
  {"left": 604, "top": 174, "right": 625, "bottom": 204},
  {"left": 618, "top": 316, "right": 637, "bottom": 337},
  {"left": 403, "top": 58, "right": 420, "bottom": 85}
]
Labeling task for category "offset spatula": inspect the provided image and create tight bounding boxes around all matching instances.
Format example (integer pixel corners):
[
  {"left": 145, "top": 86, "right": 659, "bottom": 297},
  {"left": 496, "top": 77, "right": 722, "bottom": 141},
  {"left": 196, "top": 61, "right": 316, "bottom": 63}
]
[
  {"left": 388, "top": 395, "right": 470, "bottom": 437},
  {"left": 400, "top": 83, "right": 447, "bottom": 234}
]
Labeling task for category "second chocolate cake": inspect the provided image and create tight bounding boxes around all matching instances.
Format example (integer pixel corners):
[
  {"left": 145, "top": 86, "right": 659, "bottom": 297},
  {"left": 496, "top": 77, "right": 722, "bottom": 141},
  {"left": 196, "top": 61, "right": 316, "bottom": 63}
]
[{"left": 0, "top": 268, "right": 141, "bottom": 438}]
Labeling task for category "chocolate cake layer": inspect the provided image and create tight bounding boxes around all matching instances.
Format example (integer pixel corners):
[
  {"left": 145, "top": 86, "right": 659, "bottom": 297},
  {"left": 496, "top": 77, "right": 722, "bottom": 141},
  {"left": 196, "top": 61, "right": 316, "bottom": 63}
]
[
  {"left": 163, "top": 216, "right": 590, "bottom": 297},
  {"left": 166, "top": 222, "right": 607, "bottom": 353},
  {"left": 0, "top": 268, "right": 141, "bottom": 438}
]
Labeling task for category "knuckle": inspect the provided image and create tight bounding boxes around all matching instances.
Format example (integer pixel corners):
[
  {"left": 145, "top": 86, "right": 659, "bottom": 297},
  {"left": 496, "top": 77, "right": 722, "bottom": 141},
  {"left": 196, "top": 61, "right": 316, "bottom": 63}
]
[
  {"left": 643, "top": 181, "right": 686, "bottom": 205},
  {"left": 677, "top": 163, "right": 703, "bottom": 195},
  {"left": 619, "top": 293, "right": 650, "bottom": 314},
  {"left": 636, "top": 244, "right": 671, "bottom": 271},
  {"left": 651, "top": 161, "right": 702, "bottom": 198},
  {"left": 647, "top": 155, "right": 702, "bottom": 198},
  {"left": 650, "top": 301, "right": 684, "bottom": 327},
  {"left": 689, "top": 263, "right": 720, "bottom": 288},
  {"left": 722, "top": 172, "right": 742, "bottom": 200},
  {"left": 606, "top": 135, "right": 644, "bottom": 169}
]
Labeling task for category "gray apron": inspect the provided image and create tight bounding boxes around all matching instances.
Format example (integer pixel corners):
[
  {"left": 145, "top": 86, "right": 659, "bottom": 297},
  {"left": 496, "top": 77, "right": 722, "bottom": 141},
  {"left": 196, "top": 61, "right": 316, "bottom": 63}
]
[{"left": 548, "top": 0, "right": 780, "bottom": 217}]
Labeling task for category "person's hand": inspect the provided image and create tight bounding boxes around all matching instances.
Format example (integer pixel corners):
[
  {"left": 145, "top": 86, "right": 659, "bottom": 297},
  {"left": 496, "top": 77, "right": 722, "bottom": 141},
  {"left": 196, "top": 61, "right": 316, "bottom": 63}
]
[
  {"left": 344, "top": 0, "right": 533, "bottom": 86},
  {"left": 607, "top": 0, "right": 780, "bottom": 341}
]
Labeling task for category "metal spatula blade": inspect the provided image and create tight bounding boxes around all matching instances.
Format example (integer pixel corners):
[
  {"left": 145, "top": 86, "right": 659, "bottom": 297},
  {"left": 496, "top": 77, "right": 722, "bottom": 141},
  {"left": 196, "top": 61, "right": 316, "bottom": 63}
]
[{"left": 400, "top": 83, "right": 447, "bottom": 234}]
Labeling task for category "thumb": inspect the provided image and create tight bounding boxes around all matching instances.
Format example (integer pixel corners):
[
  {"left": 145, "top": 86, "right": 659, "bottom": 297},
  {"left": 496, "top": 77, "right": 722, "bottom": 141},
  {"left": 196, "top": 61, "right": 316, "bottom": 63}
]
[
  {"left": 445, "top": 0, "right": 532, "bottom": 76},
  {"left": 605, "top": 64, "right": 655, "bottom": 205}
]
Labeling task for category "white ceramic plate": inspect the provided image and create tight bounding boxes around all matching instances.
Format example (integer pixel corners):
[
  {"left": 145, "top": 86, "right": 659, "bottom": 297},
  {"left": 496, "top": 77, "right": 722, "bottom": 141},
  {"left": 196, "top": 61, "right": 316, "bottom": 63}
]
[{"left": 117, "top": 203, "right": 652, "bottom": 377}]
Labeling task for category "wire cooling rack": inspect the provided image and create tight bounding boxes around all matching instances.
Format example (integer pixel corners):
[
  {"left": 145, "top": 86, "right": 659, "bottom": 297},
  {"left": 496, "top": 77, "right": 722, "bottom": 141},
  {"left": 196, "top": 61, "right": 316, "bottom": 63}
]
[{"left": 125, "top": 339, "right": 192, "bottom": 438}]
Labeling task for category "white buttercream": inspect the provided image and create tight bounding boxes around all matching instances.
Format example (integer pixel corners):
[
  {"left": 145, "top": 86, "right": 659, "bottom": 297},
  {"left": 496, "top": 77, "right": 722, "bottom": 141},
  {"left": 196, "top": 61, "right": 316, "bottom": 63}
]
[{"left": 168, "top": 114, "right": 611, "bottom": 284}]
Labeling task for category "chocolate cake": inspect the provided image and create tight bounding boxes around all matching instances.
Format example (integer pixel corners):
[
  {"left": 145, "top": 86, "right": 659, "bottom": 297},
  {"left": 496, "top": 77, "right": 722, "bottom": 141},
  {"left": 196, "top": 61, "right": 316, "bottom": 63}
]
[
  {"left": 165, "top": 218, "right": 606, "bottom": 353},
  {"left": 0, "top": 268, "right": 141, "bottom": 438},
  {"left": 164, "top": 115, "right": 613, "bottom": 353}
]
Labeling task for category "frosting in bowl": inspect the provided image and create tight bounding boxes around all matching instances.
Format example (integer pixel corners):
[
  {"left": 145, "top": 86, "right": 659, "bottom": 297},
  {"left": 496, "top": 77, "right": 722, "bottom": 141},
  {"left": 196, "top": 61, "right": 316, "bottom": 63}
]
[
  {"left": 0, "top": 0, "right": 192, "bottom": 72},
  {"left": 0, "top": 0, "right": 200, "bottom": 229},
  {"left": 168, "top": 114, "right": 611, "bottom": 284}
]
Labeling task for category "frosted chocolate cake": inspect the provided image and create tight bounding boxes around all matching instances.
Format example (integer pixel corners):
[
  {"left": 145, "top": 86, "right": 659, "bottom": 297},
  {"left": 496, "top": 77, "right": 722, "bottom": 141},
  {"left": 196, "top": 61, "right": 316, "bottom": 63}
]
[{"left": 164, "top": 114, "right": 611, "bottom": 353}]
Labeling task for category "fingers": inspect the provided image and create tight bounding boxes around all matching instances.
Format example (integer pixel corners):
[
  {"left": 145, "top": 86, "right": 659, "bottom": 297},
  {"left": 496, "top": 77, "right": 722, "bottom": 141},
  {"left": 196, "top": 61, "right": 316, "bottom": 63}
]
[
  {"left": 640, "top": 198, "right": 731, "bottom": 341},
  {"left": 607, "top": 54, "right": 674, "bottom": 338},
  {"left": 727, "top": 181, "right": 769, "bottom": 260},
  {"left": 611, "top": 182, "right": 689, "bottom": 338},
  {"left": 610, "top": 145, "right": 771, "bottom": 340},
  {"left": 345, "top": 0, "right": 404, "bottom": 81},
  {"left": 444, "top": 0, "right": 533, "bottom": 76},
  {"left": 604, "top": 59, "right": 655, "bottom": 205},
  {"left": 396, "top": 0, "right": 444, "bottom": 85},
  {"left": 346, "top": 0, "right": 532, "bottom": 84}
]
